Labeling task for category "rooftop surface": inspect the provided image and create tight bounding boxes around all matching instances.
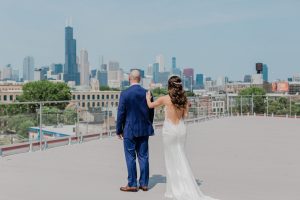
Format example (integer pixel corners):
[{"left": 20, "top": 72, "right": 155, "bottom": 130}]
[{"left": 0, "top": 116, "right": 299, "bottom": 200}]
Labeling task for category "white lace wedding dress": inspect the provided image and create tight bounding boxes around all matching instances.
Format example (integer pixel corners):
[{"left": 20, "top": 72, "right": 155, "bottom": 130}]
[{"left": 162, "top": 107, "right": 219, "bottom": 200}]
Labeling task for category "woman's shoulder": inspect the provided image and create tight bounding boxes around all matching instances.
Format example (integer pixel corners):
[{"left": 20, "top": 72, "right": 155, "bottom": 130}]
[
  {"left": 162, "top": 95, "right": 174, "bottom": 106},
  {"left": 158, "top": 95, "right": 170, "bottom": 102},
  {"left": 152, "top": 95, "right": 170, "bottom": 106}
]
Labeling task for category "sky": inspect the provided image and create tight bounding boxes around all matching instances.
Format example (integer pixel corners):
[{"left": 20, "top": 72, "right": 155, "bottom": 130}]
[{"left": 0, "top": 0, "right": 300, "bottom": 81}]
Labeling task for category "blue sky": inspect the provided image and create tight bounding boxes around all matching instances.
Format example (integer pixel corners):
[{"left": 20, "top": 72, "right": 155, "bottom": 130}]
[{"left": 0, "top": 0, "right": 300, "bottom": 81}]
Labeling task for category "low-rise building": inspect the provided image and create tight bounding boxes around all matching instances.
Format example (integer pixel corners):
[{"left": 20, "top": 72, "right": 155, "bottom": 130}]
[
  {"left": 289, "top": 82, "right": 300, "bottom": 95},
  {"left": 0, "top": 81, "right": 23, "bottom": 102},
  {"left": 0, "top": 81, "right": 121, "bottom": 109},
  {"left": 71, "top": 89, "right": 120, "bottom": 109}
]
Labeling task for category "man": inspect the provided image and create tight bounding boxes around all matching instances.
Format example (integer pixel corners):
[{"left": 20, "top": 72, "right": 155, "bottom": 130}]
[{"left": 116, "top": 69, "right": 154, "bottom": 192}]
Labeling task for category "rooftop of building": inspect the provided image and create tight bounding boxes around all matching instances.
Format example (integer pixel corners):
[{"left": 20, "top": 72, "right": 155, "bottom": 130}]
[
  {"left": 0, "top": 116, "right": 299, "bottom": 200},
  {"left": 29, "top": 125, "right": 76, "bottom": 137}
]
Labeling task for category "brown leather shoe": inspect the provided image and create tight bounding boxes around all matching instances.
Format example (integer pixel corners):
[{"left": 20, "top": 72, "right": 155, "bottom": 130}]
[
  {"left": 139, "top": 186, "right": 148, "bottom": 191},
  {"left": 120, "top": 185, "right": 138, "bottom": 192}
]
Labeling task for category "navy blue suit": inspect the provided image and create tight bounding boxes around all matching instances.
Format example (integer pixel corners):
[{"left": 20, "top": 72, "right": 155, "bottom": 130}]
[{"left": 116, "top": 84, "right": 154, "bottom": 187}]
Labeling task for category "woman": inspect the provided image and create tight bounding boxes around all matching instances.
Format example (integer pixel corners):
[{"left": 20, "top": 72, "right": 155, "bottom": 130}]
[{"left": 146, "top": 76, "right": 218, "bottom": 200}]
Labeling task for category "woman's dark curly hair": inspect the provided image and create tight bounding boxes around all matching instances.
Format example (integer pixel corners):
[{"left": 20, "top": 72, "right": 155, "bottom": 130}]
[{"left": 168, "top": 76, "right": 187, "bottom": 110}]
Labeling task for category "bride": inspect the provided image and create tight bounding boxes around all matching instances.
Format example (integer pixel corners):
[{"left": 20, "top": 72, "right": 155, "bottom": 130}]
[{"left": 146, "top": 76, "right": 219, "bottom": 200}]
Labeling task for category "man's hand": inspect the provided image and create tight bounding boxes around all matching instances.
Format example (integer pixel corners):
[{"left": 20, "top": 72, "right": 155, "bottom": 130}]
[{"left": 117, "top": 133, "right": 124, "bottom": 140}]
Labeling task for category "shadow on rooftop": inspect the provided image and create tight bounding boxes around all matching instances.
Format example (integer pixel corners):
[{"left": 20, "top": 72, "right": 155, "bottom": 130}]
[
  {"left": 148, "top": 174, "right": 203, "bottom": 190},
  {"left": 148, "top": 174, "right": 166, "bottom": 190}
]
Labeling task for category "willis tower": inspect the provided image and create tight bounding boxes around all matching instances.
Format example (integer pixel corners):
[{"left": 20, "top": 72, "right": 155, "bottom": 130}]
[{"left": 64, "top": 20, "right": 80, "bottom": 85}]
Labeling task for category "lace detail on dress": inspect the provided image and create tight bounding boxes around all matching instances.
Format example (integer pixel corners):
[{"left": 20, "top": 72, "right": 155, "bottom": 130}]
[{"left": 164, "top": 106, "right": 184, "bottom": 126}]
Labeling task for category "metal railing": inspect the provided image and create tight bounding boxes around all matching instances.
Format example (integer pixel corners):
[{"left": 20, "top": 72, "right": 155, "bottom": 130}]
[
  {"left": 187, "top": 94, "right": 300, "bottom": 117},
  {"left": 226, "top": 94, "right": 300, "bottom": 117},
  {"left": 1, "top": 95, "right": 300, "bottom": 157},
  {"left": 0, "top": 113, "right": 228, "bottom": 157}
]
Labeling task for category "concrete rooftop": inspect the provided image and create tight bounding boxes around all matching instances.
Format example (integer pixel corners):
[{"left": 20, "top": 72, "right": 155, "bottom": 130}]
[{"left": 0, "top": 116, "right": 299, "bottom": 200}]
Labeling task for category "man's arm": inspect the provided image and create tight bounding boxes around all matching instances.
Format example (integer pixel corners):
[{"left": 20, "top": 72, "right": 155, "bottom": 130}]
[{"left": 116, "top": 92, "right": 126, "bottom": 138}]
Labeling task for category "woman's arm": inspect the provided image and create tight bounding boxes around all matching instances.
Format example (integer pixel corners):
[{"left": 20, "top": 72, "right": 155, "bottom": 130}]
[{"left": 146, "top": 91, "right": 165, "bottom": 108}]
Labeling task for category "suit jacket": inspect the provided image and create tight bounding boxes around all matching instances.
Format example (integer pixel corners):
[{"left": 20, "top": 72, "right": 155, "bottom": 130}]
[{"left": 116, "top": 84, "right": 154, "bottom": 139}]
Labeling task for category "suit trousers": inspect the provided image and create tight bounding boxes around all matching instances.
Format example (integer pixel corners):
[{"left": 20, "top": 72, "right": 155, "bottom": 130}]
[{"left": 123, "top": 136, "right": 149, "bottom": 187}]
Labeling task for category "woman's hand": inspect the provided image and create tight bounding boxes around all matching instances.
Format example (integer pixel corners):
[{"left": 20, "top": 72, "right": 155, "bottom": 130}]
[
  {"left": 146, "top": 92, "right": 165, "bottom": 109},
  {"left": 146, "top": 91, "right": 152, "bottom": 101}
]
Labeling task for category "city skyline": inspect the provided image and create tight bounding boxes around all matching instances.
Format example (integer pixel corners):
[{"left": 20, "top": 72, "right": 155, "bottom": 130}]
[{"left": 0, "top": 1, "right": 300, "bottom": 81}]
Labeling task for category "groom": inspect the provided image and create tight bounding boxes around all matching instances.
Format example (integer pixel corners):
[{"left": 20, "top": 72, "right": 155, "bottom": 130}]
[{"left": 116, "top": 69, "right": 154, "bottom": 192}]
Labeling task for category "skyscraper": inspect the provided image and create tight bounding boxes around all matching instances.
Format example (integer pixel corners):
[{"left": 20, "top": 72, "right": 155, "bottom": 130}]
[
  {"left": 64, "top": 24, "right": 80, "bottom": 85},
  {"left": 108, "top": 61, "right": 119, "bottom": 71},
  {"left": 152, "top": 63, "right": 159, "bottom": 83},
  {"left": 195, "top": 74, "right": 204, "bottom": 88},
  {"left": 293, "top": 74, "right": 300, "bottom": 82},
  {"left": 23, "top": 56, "right": 34, "bottom": 81},
  {"left": 146, "top": 64, "right": 153, "bottom": 76},
  {"left": 12, "top": 69, "right": 19, "bottom": 82},
  {"left": 244, "top": 75, "right": 251, "bottom": 83},
  {"left": 252, "top": 63, "right": 264, "bottom": 84},
  {"left": 216, "top": 76, "right": 226, "bottom": 86},
  {"left": 254, "top": 62, "right": 266, "bottom": 84},
  {"left": 157, "top": 72, "right": 170, "bottom": 87},
  {"left": 51, "top": 63, "right": 63, "bottom": 75},
  {"left": 107, "top": 61, "right": 122, "bottom": 88},
  {"left": 97, "top": 70, "right": 108, "bottom": 87},
  {"left": 91, "top": 69, "right": 97, "bottom": 78},
  {"left": 262, "top": 64, "right": 268, "bottom": 82},
  {"left": 79, "top": 49, "right": 90, "bottom": 86},
  {"left": 171, "top": 56, "right": 181, "bottom": 76},
  {"left": 205, "top": 77, "right": 212, "bottom": 81},
  {"left": 2, "top": 64, "right": 13, "bottom": 80},
  {"left": 172, "top": 57, "right": 176, "bottom": 70},
  {"left": 34, "top": 68, "right": 42, "bottom": 81},
  {"left": 97, "top": 60, "right": 108, "bottom": 87},
  {"left": 183, "top": 68, "right": 194, "bottom": 90},
  {"left": 40, "top": 66, "right": 49, "bottom": 80},
  {"left": 156, "top": 54, "right": 165, "bottom": 72}
]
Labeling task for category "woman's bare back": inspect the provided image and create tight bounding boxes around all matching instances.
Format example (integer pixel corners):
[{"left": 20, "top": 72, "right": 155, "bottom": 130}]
[
  {"left": 146, "top": 92, "right": 188, "bottom": 124},
  {"left": 164, "top": 95, "right": 187, "bottom": 124}
]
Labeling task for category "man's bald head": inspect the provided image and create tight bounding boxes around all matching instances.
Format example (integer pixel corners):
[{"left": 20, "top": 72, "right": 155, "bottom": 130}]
[{"left": 129, "top": 69, "right": 141, "bottom": 84}]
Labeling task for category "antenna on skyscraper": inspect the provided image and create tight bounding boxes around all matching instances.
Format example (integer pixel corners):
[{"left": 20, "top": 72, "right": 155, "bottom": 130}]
[
  {"left": 65, "top": 17, "right": 73, "bottom": 27},
  {"left": 99, "top": 55, "right": 104, "bottom": 71},
  {"left": 69, "top": 16, "right": 73, "bottom": 27}
]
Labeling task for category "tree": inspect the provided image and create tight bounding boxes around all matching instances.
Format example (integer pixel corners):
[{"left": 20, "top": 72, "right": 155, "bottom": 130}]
[
  {"left": 18, "top": 80, "right": 71, "bottom": 102},
  {"left": 0, "top": 104, "right": 28, "bottom": 116},
  {"left": 18, "top": 120, "right": 35, "bottom": 138},
  {"left": 268, "top": 98, "right": 288, "bottom": 115},
  {"left": 1, "top": 81, "right": 71, "bottom": 139},
  {"left": 238, "top": 87, "right": 266, "bottom": 114},
  {"left": 42, "top": 106, "right": 62, "bottom": 126},
  {"left": 239, "top": 87, "right": 266, "bottom": 96},
  {"left": 41, "top": 106, "right": 77, "bottom": 125},
  {"left": 186, "top": 91, "right": 195, "bottom": 97},
  {"left": 100, "top": 85, "right": 120, "bottom": 91},
  {"left": 17, "top": 80, "right": 71, "bottom": 110},
  {"left": 63, "top": 108, "right": 77, "bottom": 125},
  {"left": 291, "top": 101, "right": 300, "bottom": 115},
  {"left": 268, "top": 97, "right": 300, "bottom": 116},
  {"left": 6, "top": 114, "right": 36, "bottom": 138},
  {"left": 152, "top": 88, "right": 168, "bottom": 97}
]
